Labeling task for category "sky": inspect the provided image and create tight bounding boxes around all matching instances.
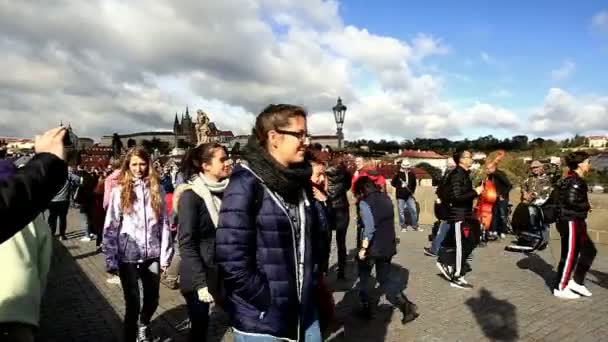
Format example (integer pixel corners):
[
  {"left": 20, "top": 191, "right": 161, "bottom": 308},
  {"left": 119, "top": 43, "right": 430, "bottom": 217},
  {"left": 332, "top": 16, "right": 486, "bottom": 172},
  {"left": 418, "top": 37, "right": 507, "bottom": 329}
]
[{"left": 1, "top": 0, "right": 607, "bottom": 141}]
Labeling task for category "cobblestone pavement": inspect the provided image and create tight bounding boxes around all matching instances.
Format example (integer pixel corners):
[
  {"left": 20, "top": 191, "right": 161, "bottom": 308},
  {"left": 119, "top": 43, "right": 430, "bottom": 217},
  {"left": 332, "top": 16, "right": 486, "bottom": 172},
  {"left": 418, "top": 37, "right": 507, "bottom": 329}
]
[{"left": 39, "top": 208, "right": 608, "bottom": 341}]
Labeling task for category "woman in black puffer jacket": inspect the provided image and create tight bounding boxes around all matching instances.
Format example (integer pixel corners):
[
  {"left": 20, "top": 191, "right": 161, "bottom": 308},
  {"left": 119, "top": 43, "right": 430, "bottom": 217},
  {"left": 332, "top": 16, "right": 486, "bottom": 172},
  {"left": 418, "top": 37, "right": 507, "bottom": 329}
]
[
  {"left": 553, "top": 151, "right": 596, "bottom": 299},
  {"left": 326, "top": 155, "right": 352, "bottom": 279}
]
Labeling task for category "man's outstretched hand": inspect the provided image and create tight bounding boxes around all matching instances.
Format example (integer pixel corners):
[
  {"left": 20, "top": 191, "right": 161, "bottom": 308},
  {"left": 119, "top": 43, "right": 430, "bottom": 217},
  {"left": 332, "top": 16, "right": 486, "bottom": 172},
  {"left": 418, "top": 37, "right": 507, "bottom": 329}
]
[{"left": 35, "top": 127, "right": 66, "bottom": 160}]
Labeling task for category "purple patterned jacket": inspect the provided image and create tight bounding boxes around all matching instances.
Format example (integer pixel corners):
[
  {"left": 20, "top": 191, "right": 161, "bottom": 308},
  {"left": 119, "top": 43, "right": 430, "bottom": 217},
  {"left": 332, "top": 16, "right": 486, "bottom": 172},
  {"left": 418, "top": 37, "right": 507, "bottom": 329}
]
[{"left": 103, "top": 179, "right": 173, "bottom": 271}]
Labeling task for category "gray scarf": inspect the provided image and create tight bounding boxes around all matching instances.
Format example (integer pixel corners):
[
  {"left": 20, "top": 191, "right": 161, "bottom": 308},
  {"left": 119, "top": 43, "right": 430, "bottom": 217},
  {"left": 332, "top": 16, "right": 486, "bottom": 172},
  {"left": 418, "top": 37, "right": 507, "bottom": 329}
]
[{"left": 190, "top": 173, "right": 229, "bottom": 228}]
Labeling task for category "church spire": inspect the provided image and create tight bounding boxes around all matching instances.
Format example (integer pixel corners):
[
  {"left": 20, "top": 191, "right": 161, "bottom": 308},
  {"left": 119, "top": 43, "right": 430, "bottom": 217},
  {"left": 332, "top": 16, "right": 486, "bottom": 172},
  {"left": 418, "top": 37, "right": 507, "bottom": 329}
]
[{"left": 185, "top": 106, "right": 190, "bottom": 120}]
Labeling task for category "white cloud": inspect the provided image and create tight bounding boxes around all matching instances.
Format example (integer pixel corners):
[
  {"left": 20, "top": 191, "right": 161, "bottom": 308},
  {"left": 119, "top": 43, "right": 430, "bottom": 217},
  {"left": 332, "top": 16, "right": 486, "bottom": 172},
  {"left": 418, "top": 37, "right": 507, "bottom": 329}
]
[
  {"left": 529, "top": 88, "right": 608, "bottom": 136},
  {"left": 0, "top": 0, "right": 605, "bottom": 143},
  {"left": 550, "top": 60, "right": 576, "bottom": 81},
  {"left": 459, "top": 102, "right": 520, "bottom": 131},
  {"left": 591, "top": 11, "right": 608, "bottom": 33}
]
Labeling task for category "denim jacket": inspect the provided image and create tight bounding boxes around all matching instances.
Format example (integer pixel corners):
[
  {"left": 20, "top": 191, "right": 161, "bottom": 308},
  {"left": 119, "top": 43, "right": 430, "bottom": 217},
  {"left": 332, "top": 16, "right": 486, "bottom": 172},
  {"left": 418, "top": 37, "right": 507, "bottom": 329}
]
[{"left": 103, "top": 179, "right": 173, "bottom": 271}]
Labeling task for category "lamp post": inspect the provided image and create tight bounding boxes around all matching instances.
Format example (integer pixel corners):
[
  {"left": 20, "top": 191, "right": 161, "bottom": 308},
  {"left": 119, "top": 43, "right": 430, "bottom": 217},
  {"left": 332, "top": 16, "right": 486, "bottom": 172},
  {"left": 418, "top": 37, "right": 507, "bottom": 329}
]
[{"left": 332, "top": 97, "right": 347, "bottom": 149}]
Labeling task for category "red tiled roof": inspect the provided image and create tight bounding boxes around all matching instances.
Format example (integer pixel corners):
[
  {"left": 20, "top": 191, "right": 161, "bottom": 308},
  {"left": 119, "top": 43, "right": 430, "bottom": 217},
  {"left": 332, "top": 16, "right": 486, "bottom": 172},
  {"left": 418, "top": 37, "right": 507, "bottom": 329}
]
[
  {"left": 0, "top": 137, "right": 33, "bottom": 143},
  {"left": 399, "top": 150, "right": 447, "bottom": 159}
]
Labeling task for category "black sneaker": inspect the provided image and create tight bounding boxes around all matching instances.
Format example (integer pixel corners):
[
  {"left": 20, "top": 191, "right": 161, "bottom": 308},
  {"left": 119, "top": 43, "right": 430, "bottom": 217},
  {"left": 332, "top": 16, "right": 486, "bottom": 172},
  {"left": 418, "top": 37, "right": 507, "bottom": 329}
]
[
  {"left": 60, "top": 235, "right": 68, "bottom": 241},
  {"left": 423, "top": 247, "right": 437, "bottom": 257}
]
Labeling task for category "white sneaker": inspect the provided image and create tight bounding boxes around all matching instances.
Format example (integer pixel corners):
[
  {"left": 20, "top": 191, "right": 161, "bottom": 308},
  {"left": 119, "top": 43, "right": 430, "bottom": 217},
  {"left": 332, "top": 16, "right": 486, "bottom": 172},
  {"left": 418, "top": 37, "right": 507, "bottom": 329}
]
[
  {"left": 553, "top": 288, "right": 581, "bottom": 299},
  {"left": 436, "top": 262, "right": 452, "bottom": 281},
  {"left": 80, "top": 236, "right": 92, "bottom": 242},
  {"left": 567, "top": 280, "right": 592, "bottom": 297},
  {"left": 106, "top": 276, "right": 121, "bottom": 285},
  {"left": 500, "top": 233, "right": 507, "bottom": 239},
  {"left": 401, "top": 228, "right": 408, "bottom": 233}
]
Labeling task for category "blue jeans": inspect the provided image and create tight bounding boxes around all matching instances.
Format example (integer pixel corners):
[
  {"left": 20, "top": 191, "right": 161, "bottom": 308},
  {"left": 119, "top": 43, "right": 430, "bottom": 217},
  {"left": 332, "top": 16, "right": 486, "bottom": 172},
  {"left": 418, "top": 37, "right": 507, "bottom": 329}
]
[
  {"left": 398, "top": 197, "right": 418, "bottom": 227},
  {"left": 232, "top": 313, "right": 322, "bottom": 342},
  {"left": 492, "top": 199, "right": 508, "bottom": 234},
  {"left": 431, "top": 221, "right": 449, "bottom": 254}
]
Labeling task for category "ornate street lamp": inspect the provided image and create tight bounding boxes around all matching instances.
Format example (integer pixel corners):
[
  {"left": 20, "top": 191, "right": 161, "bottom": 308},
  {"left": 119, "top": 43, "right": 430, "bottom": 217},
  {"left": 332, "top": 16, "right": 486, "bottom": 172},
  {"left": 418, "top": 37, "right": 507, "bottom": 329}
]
[{"left": 332, "top": 97, "right": 347, "bottom": 149}]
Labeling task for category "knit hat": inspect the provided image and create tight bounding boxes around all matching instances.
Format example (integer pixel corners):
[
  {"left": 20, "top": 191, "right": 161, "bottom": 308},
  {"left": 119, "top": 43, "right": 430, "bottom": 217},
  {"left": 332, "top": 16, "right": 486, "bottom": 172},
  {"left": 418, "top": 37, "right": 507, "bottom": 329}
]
[{"left": 0, "top": 159, "right": 17, "bottom": 181}]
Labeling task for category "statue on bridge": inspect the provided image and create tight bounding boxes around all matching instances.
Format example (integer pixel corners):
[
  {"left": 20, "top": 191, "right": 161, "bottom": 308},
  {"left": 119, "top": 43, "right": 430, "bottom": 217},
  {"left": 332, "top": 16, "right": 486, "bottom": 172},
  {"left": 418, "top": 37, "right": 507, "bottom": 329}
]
[{"left": 195, "top": 109, "right": 211, "bottom": 145}]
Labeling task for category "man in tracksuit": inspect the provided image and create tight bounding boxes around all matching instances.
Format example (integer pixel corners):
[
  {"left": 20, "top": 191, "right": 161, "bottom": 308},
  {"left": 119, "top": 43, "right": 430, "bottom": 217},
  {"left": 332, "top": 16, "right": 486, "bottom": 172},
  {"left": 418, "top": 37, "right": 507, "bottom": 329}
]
[
  {"left": 553, "top": 151, "right": 596, "bottom": 299},
  {"left": 436, "top": 150, "right": 483, "bottom": 289}
]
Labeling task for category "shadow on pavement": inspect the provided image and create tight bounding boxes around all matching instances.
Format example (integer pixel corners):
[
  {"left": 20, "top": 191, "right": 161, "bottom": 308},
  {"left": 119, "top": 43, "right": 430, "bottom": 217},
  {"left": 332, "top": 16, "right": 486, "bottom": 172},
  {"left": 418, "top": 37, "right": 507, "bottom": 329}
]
[
  {"left": 588, "top": 269, "right": 608, "bottom": 289},
  {"left": 324, "top": 248, "right": 412, "bottom": 342},
  {"left": 39, "top": 239, "right": 122, "bottom": 342},
  {"left": 153, "top": 304, "right": 230, "bottom": 342},
  {"left": 516, "top": 253, "right": 556, "bottom": 290},
  {"left": 465, "top": 288, "right": 519, "bottom": 342}
]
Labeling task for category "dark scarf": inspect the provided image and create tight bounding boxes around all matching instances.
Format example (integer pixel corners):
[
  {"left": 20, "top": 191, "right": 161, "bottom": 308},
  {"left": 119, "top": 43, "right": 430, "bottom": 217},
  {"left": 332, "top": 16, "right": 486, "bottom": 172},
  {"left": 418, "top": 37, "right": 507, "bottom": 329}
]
[{"left": 241, "top": 135, "right": 312, "bottom": 204}]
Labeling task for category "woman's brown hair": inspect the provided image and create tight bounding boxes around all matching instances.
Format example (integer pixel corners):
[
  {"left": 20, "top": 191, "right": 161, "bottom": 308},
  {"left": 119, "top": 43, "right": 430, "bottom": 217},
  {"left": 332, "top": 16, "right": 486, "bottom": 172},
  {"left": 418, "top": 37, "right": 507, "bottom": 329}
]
[
  {"left": 253, "top": 104, "right": 307, "bottom": 147},
  {"left": 119, "top": 147, "right": 163, "bottom": 219}
]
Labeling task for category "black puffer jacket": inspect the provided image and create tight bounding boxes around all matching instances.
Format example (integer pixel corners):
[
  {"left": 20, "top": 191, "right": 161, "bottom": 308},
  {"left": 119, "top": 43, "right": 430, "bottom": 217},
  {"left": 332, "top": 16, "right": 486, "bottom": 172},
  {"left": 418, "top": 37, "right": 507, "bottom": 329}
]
[
  {"left": 326, "top": 166, "right": 351, "bottom": 209},
  {"left": 445, "top": 166, "right": 478, "bottom": 221},
  {"left": 557, "top": 172, "right": 590, "bottom": 220}
]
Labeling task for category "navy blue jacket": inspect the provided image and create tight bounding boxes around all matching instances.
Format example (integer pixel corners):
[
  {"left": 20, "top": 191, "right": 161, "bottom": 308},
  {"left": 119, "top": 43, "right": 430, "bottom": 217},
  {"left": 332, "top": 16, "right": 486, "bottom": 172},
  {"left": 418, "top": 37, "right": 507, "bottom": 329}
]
[{"left": 215, "top": 165, "right": 319, "bottom": 341}]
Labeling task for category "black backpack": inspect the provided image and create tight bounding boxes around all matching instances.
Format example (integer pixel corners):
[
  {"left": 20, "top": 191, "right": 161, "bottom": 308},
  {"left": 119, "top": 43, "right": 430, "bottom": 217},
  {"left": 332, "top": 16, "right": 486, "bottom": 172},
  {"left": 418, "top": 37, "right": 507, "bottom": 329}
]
[{"left": 434, "top": 172, "right": 451, "bottom": 220}]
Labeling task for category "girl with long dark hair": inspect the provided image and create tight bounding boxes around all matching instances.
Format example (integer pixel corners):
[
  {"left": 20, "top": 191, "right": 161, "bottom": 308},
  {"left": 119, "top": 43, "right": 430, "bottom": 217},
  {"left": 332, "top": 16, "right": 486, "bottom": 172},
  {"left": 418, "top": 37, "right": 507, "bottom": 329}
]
[{"left": 173, "top": 143, "right": 232, "bottom": 341}]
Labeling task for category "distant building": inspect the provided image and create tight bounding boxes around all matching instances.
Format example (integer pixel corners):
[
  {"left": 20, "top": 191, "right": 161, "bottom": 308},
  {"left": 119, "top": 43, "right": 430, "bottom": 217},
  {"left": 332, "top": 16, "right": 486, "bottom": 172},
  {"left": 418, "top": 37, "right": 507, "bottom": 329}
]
[
  {"left": 588, "top": 136, "right": 608, "bottom": 148},
  {"left": 310, "top": 135, "right": 339, "bottom": 148},
  {"left": 100, "top": 107, "right": 235, "bottom": 149},
  {"left": 78, "top": 137, "right": 95, "bottom": 150},
  {"left": 397, "top": 149, "right": 449, "bottom": 172}
]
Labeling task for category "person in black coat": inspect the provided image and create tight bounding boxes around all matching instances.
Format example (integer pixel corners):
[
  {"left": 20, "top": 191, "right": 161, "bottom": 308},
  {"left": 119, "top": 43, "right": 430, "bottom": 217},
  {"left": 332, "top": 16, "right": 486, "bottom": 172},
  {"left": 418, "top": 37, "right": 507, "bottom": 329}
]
[
  {"left": 0, "top": 127, "right": 67, "bottom": 244},
  {"left": 391, "top": 160, "right": 419, "bottom": 231},
  {"left": 176, "top": 143, "right": 231, "bottom": 342},
  {"left": 485, "top": 163, "right": 512, "bottom": 238},
  {"left": 436, "top": 150, "right": 483, "bottom": 289},
  {"left": 552, "top": 151, "right": 596, "bottom": 299},
  {"left": 354, "top": 176, "right": 418, "bottom": 324},
  {"left": 325, "top": 154, "right": 351, "bottom": 279}
]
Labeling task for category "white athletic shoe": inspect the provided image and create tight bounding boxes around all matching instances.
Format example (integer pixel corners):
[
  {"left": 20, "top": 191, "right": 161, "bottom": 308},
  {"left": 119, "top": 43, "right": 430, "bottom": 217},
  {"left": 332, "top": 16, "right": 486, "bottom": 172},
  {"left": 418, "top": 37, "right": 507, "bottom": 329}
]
[
  {"left": 450, "top": 277, "right": 473, "bottom": 289},
  {"left": 106, "top": 275, "right": 121, "bottom": 285},
  {"left": 436, "top": 262, "right": 452, "bottom": 281},
  {"left": 567, "top": 280, "right": 592, "bottom": 297},
  {"left": 80, "top": 236, "right": 92, "bottom": 242},
  {"left": 553, "top": 287, "right": 581, "bottom": 299}
]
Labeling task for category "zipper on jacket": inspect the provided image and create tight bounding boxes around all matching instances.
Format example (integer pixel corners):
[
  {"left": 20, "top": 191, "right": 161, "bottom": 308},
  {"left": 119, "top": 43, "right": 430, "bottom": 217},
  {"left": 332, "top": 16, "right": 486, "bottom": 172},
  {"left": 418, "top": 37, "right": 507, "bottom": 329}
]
[
  {"left": 264, "top": 186, "right": 304, "bottom": 341},
  {"left": 142, "top": 182, "right": 148, "bottom": 261}
]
